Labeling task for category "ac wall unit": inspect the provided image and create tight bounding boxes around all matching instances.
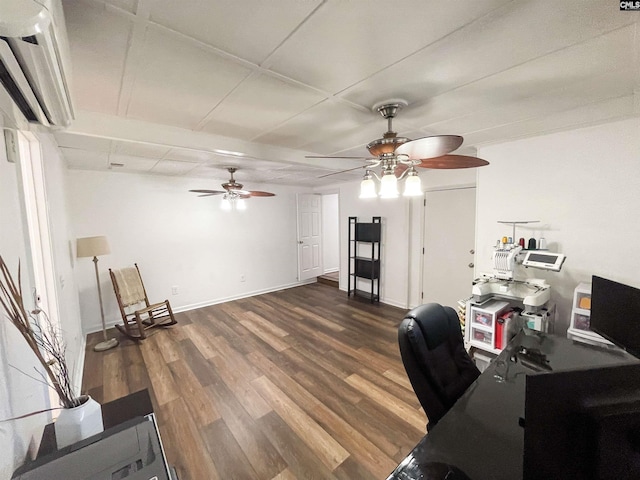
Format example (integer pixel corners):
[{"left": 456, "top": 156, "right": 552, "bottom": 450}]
[{"left": 0, "top": 0, "right": 74, "bottom": 127}]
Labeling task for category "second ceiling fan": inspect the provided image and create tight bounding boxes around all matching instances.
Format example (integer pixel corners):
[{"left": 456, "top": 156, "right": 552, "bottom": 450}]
[{"left": 189, "top": 167, "right": 275, "bottom": 210}]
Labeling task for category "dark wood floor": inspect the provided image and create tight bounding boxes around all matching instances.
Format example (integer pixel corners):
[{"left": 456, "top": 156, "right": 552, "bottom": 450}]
[{"left": 82, "top": 283, "right": 425, "bottom": 479}]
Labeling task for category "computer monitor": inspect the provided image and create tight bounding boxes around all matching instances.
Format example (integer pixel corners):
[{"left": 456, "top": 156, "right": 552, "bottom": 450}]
[
  {"left": 523, "top": 363, "right": 640, "bottom": 480},
  {"left": 591, "top": 275, "right": 640, "bottom": 359}
]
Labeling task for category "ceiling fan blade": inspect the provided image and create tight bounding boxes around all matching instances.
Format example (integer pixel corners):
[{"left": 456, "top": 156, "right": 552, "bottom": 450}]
[
  {"left": 394, "top": 163, "right": 409, "bottom": 178},
  {"left": 248, "top": 191, "right": 275, "bottom": 197},
  {"left": 415, "top": 154, "right": 489, "bottom": 169},
  {"left": 305, "top": 155, "right": 372, "bottom": 159},
  {"left": 395, "top": 135, "right": 463, "bottom": 160},
  {"left": 189, "top": 189, "right": 225, "bottom": 195},
  {"left": 318, "top": 165, "right": 365, "bottom": 178}
]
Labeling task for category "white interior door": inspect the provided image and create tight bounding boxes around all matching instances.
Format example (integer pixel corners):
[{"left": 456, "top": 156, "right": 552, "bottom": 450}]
[
  {"left": 297, "top": 193, "right": 323, "bottom": 281},
  {"left": 422, "top": 187, "right": 476, "bottom": 308}
]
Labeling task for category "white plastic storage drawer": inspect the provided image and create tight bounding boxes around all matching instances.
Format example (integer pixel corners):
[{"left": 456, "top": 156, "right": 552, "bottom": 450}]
[{"left": 470, "top": 300, "right": 510, "bottom": 330}]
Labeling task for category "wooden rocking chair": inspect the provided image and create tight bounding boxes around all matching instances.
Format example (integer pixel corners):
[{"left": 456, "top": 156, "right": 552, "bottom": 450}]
[{"left": 109, "top": 264, "right": 177, "bottom": 340}]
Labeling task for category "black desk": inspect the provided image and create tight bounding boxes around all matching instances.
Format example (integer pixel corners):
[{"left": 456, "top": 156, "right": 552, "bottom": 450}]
[{"left": 387, "top": 330, "right": 638, "bottom": 480}]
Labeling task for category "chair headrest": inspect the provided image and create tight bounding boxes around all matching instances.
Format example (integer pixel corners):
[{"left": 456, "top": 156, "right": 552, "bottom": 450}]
[{"left": 404, "top": 303, "right": 458, "bottom": 350}]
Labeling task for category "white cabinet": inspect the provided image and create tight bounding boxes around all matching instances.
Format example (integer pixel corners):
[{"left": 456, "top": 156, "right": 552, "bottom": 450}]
[
  {"left": 468, "top": 300, "right": 510, "bottom": 355},
  {"left": 567, "top": 282, "right": 612, "bottom": 346}
]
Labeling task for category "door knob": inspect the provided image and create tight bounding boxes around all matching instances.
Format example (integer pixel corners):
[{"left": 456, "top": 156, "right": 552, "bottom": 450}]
[{"left": 468, "top": 263, "right": 474, "bottom": 268}]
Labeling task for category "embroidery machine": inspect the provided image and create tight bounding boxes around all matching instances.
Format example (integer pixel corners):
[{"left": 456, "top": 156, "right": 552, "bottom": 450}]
[
  {"left": 470, "top": 239, "right": 566, "bottom": 337},
  {"left": 472, "top": 225, "right": 566, "bottom": 307}
]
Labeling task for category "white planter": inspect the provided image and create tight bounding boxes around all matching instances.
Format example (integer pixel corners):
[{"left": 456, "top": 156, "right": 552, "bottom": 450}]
[{"left": 54, "top": 395, "right": 104, "bottom": 449}]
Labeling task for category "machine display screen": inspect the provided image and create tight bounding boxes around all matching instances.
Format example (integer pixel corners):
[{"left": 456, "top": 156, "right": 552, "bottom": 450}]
[
  {"left": 522, "top": 251, "right": 566, "bottom": 271},
  {"left": 527, "top": 253, "right": 556, "bottom": 263}
]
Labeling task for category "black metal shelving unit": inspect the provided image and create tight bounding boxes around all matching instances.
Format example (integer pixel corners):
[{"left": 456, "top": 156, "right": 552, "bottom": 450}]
[{"left": 347, "top": 216, "right": 381, "bottom": 303}]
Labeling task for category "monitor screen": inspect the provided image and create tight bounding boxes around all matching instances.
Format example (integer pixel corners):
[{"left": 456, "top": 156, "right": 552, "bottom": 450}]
[
  {"left": 591, "top": 276, "right": 640, "bottom": 359},
  {"left": 523, "top": 363, "right": 640, "bottom": 480}
]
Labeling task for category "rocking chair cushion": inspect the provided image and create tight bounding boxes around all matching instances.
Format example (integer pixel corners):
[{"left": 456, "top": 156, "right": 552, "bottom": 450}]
[{"left": 112, "top": 267, "right": 145, "bottom": 307}]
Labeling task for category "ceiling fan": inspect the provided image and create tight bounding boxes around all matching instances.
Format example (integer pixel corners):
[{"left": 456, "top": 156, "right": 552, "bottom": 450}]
[
  {"left": 189, "top": 167, "right": 275, "bottom": 207},
  {"left": 307, "top": 100, "right": 488, "bottom": 197}
]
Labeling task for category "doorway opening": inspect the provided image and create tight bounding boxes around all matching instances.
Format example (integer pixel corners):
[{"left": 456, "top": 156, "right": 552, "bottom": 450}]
[{"left": 318, "top": 193, "right": 339, "bottom": 287}]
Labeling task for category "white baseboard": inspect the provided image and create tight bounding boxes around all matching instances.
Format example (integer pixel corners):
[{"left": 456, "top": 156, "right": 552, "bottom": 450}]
[
  {"left": 82, "top": 279, "right": 316, "bottom": 335},
  {"left": 171, "top": 279, "right": 316, "bottom": 314},
  {"left": 337, "top": 286, "right": 408, "bottom": 310}
]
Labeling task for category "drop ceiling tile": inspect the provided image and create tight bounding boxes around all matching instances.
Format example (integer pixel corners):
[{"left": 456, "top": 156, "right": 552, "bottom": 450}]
[
  {"left": 62, "top": 0, "right": 132, "bottom": 115},
  {"left": 185, "top": 164, "right": 226, "bottom": 178},
  {"left": 299, "top": 120, "right": 397, "bottom": 157},
  {"left": 151, "top": 160, "right": 199, "bottom": 175},
  {"left": 148, "top": 0, "right": 322, "bottom": 64},
  {"left": 104, "top": 0, "right": 136, "bottom": 14},
  {"left": 273, "top": 165, "right": 330, "bottom": 176},
  {"left": 112, "top": 140, "right": 172, "bottom": 158},
  {"left": 427, "top": 69, "right": 635, "bottom": 138},
  {"left": 200, "top": 73, "right": 326, "bottom": 140},
  {"left": 55, "top": 132, "right": 113, "bottom": 152},
  {"left": 340, "top": 0, "right": 638, "bottom": 109},
  {"left": 126, "top": 25, "right": 253, "bottom": 130},
  {"left": 108, "top": 153, "right": 159, "bottom": 171},
  {"left": 255, "top": 101, "right": 375, "bottom": 151},
  {"left": 231, "top": 159, "right": 293, "bottom": 171},
  {"left": 61, "top": 148, "right": 109, "bottom": 170},
  {"left": 265, "top": 0, "right": 510, "bottom": 94},
  {"left": 465, "top": 95, "right": 636, "bottom": 146},
  {"left": 164, "top": 148, "right": 222, "bottom": 163},
  {"left": 403, "top": 26, "right": 636, "bottom": 131},
  {"left": 317, "top": 170, "right": 365, "bottom": 184}
]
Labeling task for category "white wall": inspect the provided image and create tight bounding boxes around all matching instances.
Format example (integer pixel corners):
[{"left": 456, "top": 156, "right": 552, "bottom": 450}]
[
  {"left": 39, "top": 135, "right": 85, "bottom": 388},
  {"left": 329, "top": 168, "right": 479, "bottom": 309},
  {"left": 67, "top": 170, "right": 311, "bottom": 333},
  {"left": 335, "top": 180, "right": 417, "bottom": 308},
  {"left": 321, "top": 193, "right": 339, "bottom": 273},
  {"left": 476, "top": 117, "right": 640, "bottom": 333}
]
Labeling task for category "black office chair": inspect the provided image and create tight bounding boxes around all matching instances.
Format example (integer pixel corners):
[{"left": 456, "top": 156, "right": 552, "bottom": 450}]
[{"left": 398, "top": 303, "right": 481, "bottom": 431}]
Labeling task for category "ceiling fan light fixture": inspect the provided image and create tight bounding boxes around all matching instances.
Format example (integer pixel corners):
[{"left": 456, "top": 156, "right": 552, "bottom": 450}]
[
  {"left": 403, "top": 168, "right": 422, "bottom": 197},
  {"left": 359, "top": 171, "right": 377, "bottom": 199},
  {"left": 221, "top": 192, "right": 247, "bottom": 211},
  {"left": 379, "top": 171, "right": 399, "bottom": 198}
]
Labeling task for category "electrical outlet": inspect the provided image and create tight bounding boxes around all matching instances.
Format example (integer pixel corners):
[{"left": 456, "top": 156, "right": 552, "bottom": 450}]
[
  {"left": 240, "top": 274, "right": 246, "bottom": 282},
  {"left": 171, "top": 286, "right": 179, "bottom": 295}
]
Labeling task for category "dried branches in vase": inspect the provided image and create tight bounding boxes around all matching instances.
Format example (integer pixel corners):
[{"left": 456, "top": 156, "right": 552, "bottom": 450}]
[{"left": 0, "top": 255, "right": 78, "bottom": 408}]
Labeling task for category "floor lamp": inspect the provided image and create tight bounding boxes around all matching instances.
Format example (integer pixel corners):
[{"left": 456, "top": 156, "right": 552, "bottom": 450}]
[{"left": 77, "top": 236, "right": 118, "bottom": 352}]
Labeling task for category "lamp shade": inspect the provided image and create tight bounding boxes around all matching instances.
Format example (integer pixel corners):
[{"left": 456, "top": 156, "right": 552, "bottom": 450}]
[
  {"left": 403, "top": 173, "right": 423, "bottom": 197},
  {"left": 379, "top": 173, "right": 399, "bottom": 198},
  {"left": 76, "top": 236, "right": 110, "bottom": 258},
  {"left": 359, "top": 177, "right": 377, "bottom": 198}
]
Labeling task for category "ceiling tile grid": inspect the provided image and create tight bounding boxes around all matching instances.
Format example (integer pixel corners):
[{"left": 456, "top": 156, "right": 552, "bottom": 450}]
[{"left": 55, "top": 0, "right": 640, "bottom": 186}]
